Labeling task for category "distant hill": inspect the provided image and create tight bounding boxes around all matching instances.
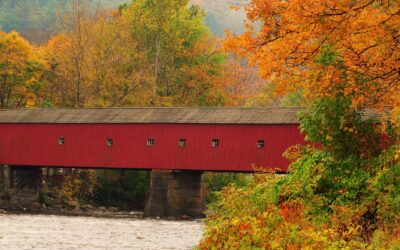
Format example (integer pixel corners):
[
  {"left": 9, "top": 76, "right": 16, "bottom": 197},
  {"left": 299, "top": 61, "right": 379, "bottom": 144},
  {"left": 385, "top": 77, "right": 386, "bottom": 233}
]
[
  {"left": 0, "top": 0, "right": 248, "bottom": 44},
  {"left": 0, "top": 0, "right": 130, "bottom": 43},
  {"left": 190, "top": 0, "right": 248, "bottom": 36}
]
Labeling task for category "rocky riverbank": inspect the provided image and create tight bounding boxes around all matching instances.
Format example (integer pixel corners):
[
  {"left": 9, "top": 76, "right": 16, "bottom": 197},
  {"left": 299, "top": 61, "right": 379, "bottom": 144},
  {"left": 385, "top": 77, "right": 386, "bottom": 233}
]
[
  {"left": 0, "top": 204, "right": 203, "bottom": 220},
  {"left": 0, "top": 206, "right": 145, "bottom": 220}
]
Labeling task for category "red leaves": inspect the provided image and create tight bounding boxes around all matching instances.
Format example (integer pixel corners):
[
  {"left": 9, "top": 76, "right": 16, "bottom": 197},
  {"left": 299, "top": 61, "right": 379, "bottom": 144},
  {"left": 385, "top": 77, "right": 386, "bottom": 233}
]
[{"left": 278, "top": 201, "right": 304, "bottom": 224}]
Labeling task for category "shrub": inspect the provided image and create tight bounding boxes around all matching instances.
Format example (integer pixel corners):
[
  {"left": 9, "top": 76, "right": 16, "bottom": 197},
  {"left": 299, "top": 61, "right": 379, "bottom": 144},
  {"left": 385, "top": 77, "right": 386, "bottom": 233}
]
[{"left": 203, "top": 172, "right": 250, "bottom": 204}]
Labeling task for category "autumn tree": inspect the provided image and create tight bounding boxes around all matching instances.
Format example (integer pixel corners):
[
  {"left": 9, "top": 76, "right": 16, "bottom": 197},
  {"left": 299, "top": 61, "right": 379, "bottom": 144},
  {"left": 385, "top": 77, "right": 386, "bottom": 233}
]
[
  {"left": 225, "top": 0, "right": 400, "bottom": 111},
  {"left": 44, "top": 7, "right": 156, "bottom": 107},
  {"left": 0, "top": 31, "right": 44, "bottom": 108},
  {"left": 222, "top": 57, "right": 279, "bottom": 107},
  {"left": 42, "top": 0, "right": 89, "bottom": 107},
  {"left": 84, "top": 13, "right": 155, "bottom": 107},
  {"left": 121, "top": 0, "right": 228, "bottom": 106}
]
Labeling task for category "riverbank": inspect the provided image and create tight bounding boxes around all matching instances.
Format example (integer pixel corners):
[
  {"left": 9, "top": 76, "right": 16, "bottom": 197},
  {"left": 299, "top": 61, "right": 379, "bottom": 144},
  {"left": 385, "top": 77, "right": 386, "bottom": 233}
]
[{"left": 0, "top": 206, "right": 203, "bottom": 221}]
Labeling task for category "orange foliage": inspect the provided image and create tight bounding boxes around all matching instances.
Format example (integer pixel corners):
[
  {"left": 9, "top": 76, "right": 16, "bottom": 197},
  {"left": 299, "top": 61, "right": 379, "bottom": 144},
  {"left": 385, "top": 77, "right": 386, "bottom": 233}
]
[
  {"left": 225, "top": 0, "right": 400, "bottom": 109},
  {"left": 221, "top": 58, "right": 267, "bottom": 106}
]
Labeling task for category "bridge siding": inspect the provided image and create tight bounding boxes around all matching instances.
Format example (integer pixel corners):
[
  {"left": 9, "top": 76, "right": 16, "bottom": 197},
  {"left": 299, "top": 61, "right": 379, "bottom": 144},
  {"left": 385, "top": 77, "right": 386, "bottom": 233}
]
[{"left": 0, "top": 123, "right": 304, "bottom": 172}]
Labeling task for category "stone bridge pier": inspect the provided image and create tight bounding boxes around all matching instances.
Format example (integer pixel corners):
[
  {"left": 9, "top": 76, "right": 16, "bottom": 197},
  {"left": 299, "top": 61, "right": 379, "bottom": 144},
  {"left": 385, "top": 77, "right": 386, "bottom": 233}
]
[
  {"left": 144, "top": 170, "right": 205, "bottom": 219},
  {"left": 0, "top": 165, "right": 42, "bottom": 209}
]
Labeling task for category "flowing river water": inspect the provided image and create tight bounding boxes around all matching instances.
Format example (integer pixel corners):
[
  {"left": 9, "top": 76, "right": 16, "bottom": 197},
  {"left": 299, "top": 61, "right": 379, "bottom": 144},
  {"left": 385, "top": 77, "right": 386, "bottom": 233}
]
[{"left": 0, "top": 213, "right": 204, "bottom": 250}]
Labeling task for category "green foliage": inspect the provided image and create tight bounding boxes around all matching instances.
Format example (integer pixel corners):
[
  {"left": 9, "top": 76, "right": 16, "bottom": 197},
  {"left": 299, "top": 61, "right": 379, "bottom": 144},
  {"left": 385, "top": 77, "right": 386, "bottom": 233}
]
[
  {"left": 93, "top": 170, "right": 150, "bottom": 209},
  {"left": 314, "top": 45, "right": 341, "bottom": 66},
  {"left": 204, "top": 172, "right": 250, "bottom": 204},
  {"left": 279, "top": 91, "right": 304, "bottom": 107},
  {"left": 299, "top": 96, "right": 381, "bottom": 161},
  {"left": 371, "top": 149, "right": 400, "bottom": 228},
  {"left": 39, "top": 186, "right": 52, "bottom": 206}
]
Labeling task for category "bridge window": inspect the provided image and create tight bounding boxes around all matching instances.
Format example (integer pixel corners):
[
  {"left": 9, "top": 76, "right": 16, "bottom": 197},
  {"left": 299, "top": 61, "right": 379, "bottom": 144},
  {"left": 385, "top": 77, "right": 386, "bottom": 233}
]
[
  {"left": 257, "top": 140, "right": 265, "bottom": 148},
  {"left": 147, "top": 138, "right": 155, "bottom": 147},
  {"left": 211, "top": 139, "right": 219, "bottom": 147},
  {"left": 106, "top": 138, "right": 113, "bottom": 147},
  {"left": 178, "top": 138, "right": 186, "bottom": 147},
  {"left": 58, "top": 137, "right": 65, "bottom": 145}
]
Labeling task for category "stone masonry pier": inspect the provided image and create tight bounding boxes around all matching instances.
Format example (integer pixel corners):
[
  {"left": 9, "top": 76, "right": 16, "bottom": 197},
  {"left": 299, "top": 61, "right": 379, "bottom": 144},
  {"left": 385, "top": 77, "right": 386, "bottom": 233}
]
[{"left": 144, "top": 170, "right": 205, "bottom": 218}]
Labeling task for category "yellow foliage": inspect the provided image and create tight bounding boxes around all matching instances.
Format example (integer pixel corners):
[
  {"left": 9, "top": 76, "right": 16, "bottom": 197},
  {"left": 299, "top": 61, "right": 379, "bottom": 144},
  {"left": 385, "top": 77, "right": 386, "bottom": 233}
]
[{"left": 0, "top": 31, "right": 45, "bottom": 108}]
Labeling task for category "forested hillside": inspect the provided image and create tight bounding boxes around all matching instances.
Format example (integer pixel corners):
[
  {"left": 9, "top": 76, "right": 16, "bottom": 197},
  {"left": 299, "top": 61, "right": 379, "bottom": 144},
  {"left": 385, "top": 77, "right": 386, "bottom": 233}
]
[
  {"left": 191, "top": 0, "right": 247, "bottom": 35},
  {"left": 0, "top": 0, "right": 247, "bottom": 44},
  {"left": 0, "top": 0, "right": 129, "bottom": 43}
]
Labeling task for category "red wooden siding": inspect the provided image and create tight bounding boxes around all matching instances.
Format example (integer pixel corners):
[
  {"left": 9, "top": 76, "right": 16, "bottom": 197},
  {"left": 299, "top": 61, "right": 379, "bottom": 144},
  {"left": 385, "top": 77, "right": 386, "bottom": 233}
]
[{"left": 0, "top": 123, "right": 305, "bottom": 172}]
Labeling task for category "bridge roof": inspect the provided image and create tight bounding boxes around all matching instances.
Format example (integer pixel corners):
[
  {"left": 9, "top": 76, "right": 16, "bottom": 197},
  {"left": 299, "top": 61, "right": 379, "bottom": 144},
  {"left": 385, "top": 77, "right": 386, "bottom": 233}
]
[{"left": 0, "top": 108, "right": 302, "bottom": 125}]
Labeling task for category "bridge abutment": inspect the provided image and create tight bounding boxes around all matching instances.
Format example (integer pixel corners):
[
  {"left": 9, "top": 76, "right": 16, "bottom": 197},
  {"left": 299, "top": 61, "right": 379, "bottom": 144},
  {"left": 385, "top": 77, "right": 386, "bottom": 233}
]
[
  {"left": 144, "top": 170, "right": 205, "bottom": 218},
  {"left": 0, "top": 165, "right": 42, "bottom": 209},
  {"left": 0, "top": 165, "right": 11, "bottom": 207}
]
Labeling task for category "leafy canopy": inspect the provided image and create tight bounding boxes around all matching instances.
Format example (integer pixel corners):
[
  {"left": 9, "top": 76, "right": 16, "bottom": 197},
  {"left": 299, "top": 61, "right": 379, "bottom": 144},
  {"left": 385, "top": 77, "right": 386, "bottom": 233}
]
[{"left": 225, "top": 0, "right": 400, "bottom": 110}]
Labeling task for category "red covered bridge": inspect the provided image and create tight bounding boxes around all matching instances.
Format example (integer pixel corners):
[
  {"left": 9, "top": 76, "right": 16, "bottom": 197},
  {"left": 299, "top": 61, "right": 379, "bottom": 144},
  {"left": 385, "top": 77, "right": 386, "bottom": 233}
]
[
  {"left": 0, "top": 108, "right": 304, "bottom": 172},
  {"left": 0, "top": 108, "right": 305, "bottom": 217}
]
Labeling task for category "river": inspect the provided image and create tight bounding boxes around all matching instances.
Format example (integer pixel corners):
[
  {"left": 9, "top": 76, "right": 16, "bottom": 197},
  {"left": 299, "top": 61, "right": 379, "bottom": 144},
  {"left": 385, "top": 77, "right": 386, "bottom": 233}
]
[{"left": 0, "top": 213, "right": 204, "bottom": 250}]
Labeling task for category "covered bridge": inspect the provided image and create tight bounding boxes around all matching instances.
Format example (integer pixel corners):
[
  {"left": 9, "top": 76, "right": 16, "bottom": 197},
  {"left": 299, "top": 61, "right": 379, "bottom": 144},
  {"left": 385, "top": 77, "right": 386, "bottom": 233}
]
[
  {"left": 0, "top": 108, "right": 307, "bottom": 217},
  {"left": 0, "top": 108, "right": 304, "bottom": 172}
]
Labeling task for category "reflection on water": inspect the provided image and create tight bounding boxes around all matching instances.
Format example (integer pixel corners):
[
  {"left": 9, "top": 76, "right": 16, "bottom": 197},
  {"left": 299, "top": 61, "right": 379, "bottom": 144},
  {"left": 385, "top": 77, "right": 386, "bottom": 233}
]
[{"left": 0, "top": 214, "right": 203, "bottom": 250}]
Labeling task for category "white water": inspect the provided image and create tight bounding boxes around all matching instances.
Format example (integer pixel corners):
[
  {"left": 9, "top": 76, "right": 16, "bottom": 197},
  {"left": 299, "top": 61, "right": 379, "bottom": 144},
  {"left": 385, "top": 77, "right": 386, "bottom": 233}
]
[{"left": 0, "top": 214, "right": 204, "bottom": 250}]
